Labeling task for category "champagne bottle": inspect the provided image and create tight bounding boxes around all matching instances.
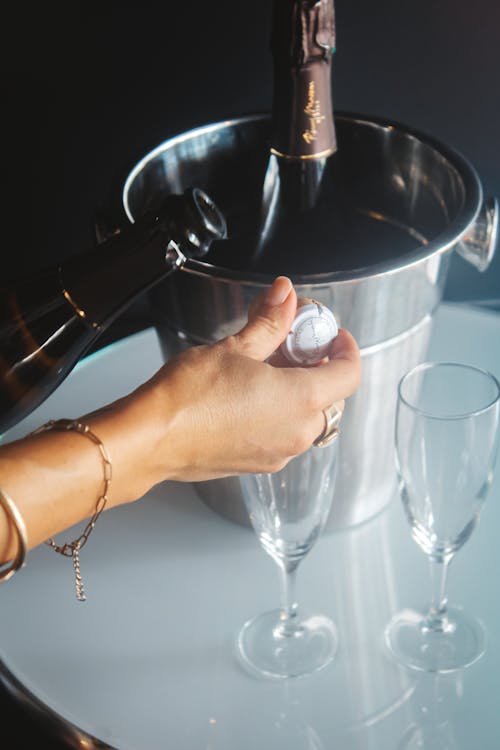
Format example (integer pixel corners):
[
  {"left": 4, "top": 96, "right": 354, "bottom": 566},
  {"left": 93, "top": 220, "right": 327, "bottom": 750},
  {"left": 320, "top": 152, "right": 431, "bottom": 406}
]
[
  {"left": 252, "top": 0, "right": 337, "bottom": 273},
  {"left": 207, "top": 0, "right": 339, "bottom": 274},
  {"left": 0, "top": 189, "right": 226, "bottom": 434},
  {"left": 207, "top": 0, "right": 415, "bottom": 275}
]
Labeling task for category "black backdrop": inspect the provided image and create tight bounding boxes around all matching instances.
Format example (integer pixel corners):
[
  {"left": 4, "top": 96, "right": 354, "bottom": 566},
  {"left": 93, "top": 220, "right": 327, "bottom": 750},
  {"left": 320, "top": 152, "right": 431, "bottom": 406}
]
[
  {"left": 1, "top": 0, "right": 500, "bottom": 744},
  {"left": 3, "top": 0, "right": 500, "bottom": 300}
]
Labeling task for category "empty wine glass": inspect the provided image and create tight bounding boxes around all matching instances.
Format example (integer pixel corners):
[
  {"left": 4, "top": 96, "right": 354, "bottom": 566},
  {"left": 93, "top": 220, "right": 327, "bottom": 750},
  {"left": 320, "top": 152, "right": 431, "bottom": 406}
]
[
  {"left": 238, "top": 439, "right": 338, "bottom": 679},
  {"left": 386, "top": 362, "right": 500, "bottom": 672}
]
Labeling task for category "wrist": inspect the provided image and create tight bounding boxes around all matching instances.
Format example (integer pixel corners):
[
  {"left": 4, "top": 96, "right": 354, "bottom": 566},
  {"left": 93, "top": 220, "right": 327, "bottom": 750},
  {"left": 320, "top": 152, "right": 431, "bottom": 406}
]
[{"left": 85, "top": 387, "right": 171, "bottom": 506}]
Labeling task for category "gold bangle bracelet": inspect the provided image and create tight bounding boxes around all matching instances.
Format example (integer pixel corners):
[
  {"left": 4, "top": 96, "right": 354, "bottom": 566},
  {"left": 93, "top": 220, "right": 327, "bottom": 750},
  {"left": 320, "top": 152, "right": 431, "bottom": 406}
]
[{"left": 0, "top": 488, "right": 28, "bottom": 583}]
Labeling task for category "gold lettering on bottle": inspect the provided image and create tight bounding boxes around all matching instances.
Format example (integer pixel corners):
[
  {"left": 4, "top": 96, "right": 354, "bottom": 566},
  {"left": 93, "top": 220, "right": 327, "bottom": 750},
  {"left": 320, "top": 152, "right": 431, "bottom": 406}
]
[{"left": 302, "top": 81, "right": 325, "bottom": 145}]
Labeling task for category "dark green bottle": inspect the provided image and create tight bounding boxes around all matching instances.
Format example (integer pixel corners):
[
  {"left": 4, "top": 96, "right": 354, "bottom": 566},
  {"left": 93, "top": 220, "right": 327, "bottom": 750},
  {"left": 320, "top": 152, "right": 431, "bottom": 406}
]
[{"left": 0, "top": 189, "right": 225, "bottom": 433}]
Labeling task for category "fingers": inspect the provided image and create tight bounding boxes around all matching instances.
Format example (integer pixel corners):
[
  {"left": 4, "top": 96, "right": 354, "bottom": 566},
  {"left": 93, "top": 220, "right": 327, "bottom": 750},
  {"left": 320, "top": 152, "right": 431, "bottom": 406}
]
[
  {"left": 219, "top": 283, "right": 361, "bottom": 466},
  {"left": 143, "top": 285, "right": 361, "bottom": 480},
  {"left": 271, "top": 327, "right": 361, "bottom": 403},
  {"left": 282, "top": 329, "right": 360, "bottom": 426},
  {"left": 228, "top": 276, "right": 297, "bottom": 362},
  {"left": 231, "top": 282, "right": 361, "bottom": 422},
  {"left": 306, "top": 329, "right": 362, "bottom": 407}
]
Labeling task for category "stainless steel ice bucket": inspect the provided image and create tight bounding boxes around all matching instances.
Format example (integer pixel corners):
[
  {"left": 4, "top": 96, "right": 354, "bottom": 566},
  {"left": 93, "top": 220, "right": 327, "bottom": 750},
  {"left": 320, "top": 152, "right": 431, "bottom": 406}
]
[{"left": 121, "top": 113, "right": 497, "bottom": 530}]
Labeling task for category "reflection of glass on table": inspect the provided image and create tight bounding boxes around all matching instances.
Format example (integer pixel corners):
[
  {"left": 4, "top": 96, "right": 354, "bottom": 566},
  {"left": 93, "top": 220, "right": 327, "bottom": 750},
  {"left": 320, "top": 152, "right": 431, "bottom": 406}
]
[
  {"left": 238, "top": 440, "right": 339, "bottom": 679},
  {"left": 397, "top": 671, "right": 463, "bottom": 750}
]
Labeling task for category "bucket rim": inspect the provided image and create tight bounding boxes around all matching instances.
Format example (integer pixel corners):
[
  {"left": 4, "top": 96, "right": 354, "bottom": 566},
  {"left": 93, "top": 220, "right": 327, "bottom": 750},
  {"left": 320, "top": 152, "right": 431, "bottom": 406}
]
[{"left": 122, "top": 111, "right": 483, "bottom": 285}]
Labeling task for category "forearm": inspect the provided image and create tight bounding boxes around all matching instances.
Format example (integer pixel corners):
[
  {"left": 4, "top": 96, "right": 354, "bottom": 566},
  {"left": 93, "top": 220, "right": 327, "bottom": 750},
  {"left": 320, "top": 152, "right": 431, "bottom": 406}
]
[
  {"left": 0, "top": 279, "right": 362, "bottom": 566},
  {"left": 0, "top": 388, "right": 166, "bottom": 563}
]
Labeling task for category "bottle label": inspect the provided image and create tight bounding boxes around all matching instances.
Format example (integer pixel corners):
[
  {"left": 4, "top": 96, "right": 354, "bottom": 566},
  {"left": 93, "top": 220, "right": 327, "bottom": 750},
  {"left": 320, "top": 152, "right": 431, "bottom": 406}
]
[
  {"left": 270, "top": 0, "right": 337, "bottom": 159},
  {"left": 271, "top": 65, "right": 336, "bottom": 159},
  {"left": 303, "top": 79, "right": 326, "bottom": 146}
]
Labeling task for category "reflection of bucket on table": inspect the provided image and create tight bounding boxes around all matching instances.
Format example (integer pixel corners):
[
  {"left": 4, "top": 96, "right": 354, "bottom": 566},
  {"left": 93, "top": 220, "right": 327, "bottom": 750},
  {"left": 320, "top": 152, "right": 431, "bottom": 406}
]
[
  {"left": 118, "top": 113, "right": 497, "bottom": 531},
  {"left": 200, "top": 506, "right": 417, "bottom": 748},
  {"left": 308, "top": 505, "right": 416, "bottom": 735}
]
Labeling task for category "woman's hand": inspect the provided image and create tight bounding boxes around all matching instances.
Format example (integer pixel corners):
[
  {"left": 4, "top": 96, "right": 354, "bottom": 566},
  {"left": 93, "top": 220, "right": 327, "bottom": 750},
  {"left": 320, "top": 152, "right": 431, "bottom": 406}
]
[
  {"left": 132, "top": 277, "right": 361, "bottom": 484},
  {"left": 0, "top": 277, "right": 361, "bottom": 560}
]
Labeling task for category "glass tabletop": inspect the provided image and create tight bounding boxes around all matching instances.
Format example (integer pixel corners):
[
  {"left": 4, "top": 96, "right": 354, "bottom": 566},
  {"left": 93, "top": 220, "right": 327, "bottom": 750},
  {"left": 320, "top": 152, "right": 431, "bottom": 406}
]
[{"left": 0, "top": 303, "right": 499, "bottom": 750}]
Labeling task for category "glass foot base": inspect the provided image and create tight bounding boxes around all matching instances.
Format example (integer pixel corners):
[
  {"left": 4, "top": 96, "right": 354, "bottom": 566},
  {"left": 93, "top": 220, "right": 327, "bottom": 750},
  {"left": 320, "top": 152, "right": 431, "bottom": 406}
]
[
  {"left": 385, "top": 606, "right": 486, "bottom": 673},
  {"left": 237, "top": 609, "right": 338, "bottom": 679}
]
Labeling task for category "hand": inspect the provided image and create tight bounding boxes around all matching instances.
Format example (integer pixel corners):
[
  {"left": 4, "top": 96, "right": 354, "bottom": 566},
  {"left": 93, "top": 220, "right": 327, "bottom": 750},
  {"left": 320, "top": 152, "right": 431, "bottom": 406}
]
[
  {"left": 0, "top": 277, "right": 361, "bottom": 561},
  {"left": 135, "top": 277, "right": 361, "bottom": 483}
]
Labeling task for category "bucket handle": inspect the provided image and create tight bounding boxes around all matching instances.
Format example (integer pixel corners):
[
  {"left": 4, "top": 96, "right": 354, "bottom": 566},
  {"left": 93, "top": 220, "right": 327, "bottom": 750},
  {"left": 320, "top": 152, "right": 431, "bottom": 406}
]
[{"left": 456, "top": 197, "right": 498, "bottom": 272}]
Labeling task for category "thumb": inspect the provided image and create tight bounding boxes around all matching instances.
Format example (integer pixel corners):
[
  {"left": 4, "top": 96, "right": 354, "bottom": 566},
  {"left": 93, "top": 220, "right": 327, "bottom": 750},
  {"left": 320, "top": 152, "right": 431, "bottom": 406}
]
[{"left": 230, "top": 276, "right": 297, "bottom": 361}]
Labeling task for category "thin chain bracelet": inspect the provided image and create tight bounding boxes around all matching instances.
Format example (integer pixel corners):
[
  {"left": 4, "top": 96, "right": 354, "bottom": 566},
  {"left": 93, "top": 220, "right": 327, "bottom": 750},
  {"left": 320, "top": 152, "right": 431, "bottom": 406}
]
[{"left": 30, "top": 419, "right": 112, "bottom": 602}]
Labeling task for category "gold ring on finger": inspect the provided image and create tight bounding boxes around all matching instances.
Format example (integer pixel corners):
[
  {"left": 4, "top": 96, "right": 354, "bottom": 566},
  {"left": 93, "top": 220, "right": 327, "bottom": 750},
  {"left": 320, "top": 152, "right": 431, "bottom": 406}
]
[{"left": 313, "top": 403, "right": 343, "bottom": 448}]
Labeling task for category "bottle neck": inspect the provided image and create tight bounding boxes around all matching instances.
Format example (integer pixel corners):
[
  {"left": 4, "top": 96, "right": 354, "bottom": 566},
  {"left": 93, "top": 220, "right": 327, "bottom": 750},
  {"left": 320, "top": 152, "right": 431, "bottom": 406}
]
[
  {"left": 270, "top": 0, "right": 337, "bottom": 159},
  {"left": 258, "top": 153, "right": 328, "bottom": 250},
  {"left": 60, "top": 189, "right": 226, "bottom": 331},
  {"left": 60, "top": 220, "right": 173, "bottom": 331}
]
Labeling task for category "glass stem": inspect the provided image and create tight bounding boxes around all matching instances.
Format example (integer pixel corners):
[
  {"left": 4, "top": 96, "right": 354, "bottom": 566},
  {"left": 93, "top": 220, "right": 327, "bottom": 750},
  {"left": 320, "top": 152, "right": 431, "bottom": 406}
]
[
  {"left": 276, "top": 559, "right": 300, "bottom": 637},
  {"left": 424, "top": 557, "right": 452, "bottom": 632}
]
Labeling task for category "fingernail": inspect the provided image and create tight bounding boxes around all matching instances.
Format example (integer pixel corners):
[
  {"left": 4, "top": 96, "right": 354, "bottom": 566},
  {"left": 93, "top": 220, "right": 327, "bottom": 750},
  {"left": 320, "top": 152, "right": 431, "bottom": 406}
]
[{"left": 266, "top": 276, "right": 292, "bottom": 306}]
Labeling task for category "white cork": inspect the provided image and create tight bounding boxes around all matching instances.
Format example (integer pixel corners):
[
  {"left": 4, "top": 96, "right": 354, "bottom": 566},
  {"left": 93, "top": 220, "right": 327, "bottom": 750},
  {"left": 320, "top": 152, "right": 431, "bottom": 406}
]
[{"left": 281, "top": 301, "right": 339, "bottom": 365}]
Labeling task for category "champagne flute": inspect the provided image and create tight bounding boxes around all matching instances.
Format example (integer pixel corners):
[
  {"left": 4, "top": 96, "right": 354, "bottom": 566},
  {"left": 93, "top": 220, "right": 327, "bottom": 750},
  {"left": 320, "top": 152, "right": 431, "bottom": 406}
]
[
  {"left": 237, "top": 439, "right": 339, "bottom": 679},
  {"left": 386, "top": 362, "right": 500, "bottom": 672}
]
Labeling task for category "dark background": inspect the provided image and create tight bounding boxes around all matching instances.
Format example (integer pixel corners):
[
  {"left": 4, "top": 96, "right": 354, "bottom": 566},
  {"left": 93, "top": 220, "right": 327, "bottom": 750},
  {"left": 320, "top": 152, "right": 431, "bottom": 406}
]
[
  {"left": 3, "top": 1, "right": 500, "bottom": 306},
  {"left": 1, "top": 0, "right": 500, "bottom": 745}
]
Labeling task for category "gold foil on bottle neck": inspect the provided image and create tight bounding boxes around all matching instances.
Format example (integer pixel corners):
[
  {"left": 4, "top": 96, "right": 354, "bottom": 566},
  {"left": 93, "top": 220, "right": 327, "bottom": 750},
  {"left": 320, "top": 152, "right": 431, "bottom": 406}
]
[{"left": 270, "top": 146, "right": 337, "bottom": 160}]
